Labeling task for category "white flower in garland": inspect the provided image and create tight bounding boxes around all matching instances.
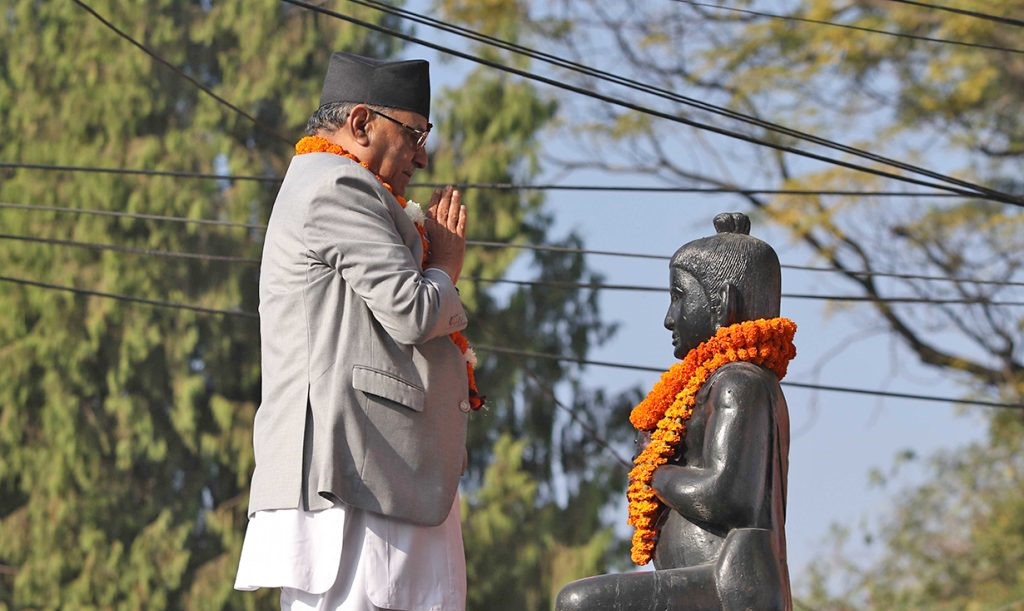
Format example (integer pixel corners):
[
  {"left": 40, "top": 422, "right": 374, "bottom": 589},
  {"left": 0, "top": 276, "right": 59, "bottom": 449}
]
[
  {"left": 403, "top": 199, "right": 426, "bottom": 227},
  {"left": 463, "top": 345, "right": 478, "bottom": 367}
]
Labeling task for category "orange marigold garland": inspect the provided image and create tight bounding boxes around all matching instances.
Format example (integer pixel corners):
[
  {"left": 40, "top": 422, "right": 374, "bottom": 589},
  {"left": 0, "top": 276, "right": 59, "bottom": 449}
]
[
  {"left": 296, "top": 135, "right": 484, "bottom": 410},
  {"left": 626, "top": 317, "right": 796, "bottom": 565}
]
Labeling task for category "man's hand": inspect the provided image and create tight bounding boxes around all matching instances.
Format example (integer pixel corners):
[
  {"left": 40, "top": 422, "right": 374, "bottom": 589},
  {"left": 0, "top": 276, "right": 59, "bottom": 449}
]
[{"left": 424, "top": 186, "right": 467, "bottom": 284}]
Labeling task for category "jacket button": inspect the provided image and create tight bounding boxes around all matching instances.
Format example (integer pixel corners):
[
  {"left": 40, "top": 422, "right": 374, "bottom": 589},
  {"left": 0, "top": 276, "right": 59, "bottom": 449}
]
[{"left": 459, "top": 400, "right": 471, "bottom": 413}]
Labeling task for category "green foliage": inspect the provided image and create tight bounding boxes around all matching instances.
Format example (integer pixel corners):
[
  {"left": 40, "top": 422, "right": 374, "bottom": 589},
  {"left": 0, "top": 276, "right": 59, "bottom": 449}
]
[
  {"left": 462, "top": 435, "right": 615, "bottom": 611},
  {"left": 0, "top": 0, "right": 390, "bottom": 605},
  {"left": 802, "top": 428, "right": 1024, "bottom": 610},
  {"left": 426, "top": 3, "right": 638, "bottom": 607},
  {"left": 0, "top": 0, "right": 625, "bottom": 608}
]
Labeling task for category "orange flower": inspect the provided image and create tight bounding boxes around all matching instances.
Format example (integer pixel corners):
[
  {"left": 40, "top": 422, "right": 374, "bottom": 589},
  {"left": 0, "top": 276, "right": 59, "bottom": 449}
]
[
  {"left": 296, "top": 136, "right": 484, "bottom": 410},
  {"left": 626, "top": 317, "right": 796, "bottom": 565}
]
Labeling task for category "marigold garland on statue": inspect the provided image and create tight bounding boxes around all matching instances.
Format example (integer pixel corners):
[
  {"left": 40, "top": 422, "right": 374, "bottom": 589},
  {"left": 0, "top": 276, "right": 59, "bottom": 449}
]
[
  {"left": 296, "top": 135, "right": 484, "bottom": 410},
  {"left": 626, "top": 317, "right": 796, "bottom": 565}
]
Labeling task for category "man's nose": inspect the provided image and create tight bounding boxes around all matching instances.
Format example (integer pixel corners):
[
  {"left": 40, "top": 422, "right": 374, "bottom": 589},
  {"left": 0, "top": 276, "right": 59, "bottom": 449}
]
[
  {"left": 664, "top": 308, "right": 675, "bottom": 330},
  {"left": 413, "top": 145, "right": 428, "bottom": 169}
]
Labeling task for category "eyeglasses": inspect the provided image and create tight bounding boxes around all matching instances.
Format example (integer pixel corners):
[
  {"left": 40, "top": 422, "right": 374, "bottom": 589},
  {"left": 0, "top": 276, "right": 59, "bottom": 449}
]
[{"left": 370, "top": 109, "right": 432, "bottom": 149}]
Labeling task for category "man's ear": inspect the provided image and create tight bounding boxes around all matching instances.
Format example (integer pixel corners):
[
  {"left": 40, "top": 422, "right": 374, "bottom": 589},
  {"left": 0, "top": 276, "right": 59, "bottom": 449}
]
[
  {"left": 349, "top": 105, "right": 373, "bottom": 146},
  {"left": 717, "top": 283, "right": 741, "bottom": 327}
]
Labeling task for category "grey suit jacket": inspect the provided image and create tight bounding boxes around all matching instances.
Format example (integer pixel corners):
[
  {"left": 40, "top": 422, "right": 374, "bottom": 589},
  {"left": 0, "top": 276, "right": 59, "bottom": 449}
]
[{"left": 247, "top": 153, "right": 470, "bottom": 526}]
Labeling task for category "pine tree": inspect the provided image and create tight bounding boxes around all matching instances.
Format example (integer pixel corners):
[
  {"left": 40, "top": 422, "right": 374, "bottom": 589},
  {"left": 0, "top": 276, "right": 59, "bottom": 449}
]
[{"left": 0, "top": 1, "right": 625, "bottom": 608}]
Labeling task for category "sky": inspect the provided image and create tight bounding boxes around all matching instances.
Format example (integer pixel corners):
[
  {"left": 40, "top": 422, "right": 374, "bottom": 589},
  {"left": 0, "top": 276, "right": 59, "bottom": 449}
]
[
  {"left": 537, "top": 181, "right": 990, "bottom": 578},
  {"left": 2, "top": 0, "right": 1015, "bottom": 602},
  {"left": 399, "top": 0, "right": 1000, "bottom": 587}
]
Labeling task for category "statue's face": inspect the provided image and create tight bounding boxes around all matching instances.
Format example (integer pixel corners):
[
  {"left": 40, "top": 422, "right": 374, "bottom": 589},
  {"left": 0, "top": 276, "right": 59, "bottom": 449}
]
[{"left": 665, "top": 267, "right": 717, "bottom": 359}]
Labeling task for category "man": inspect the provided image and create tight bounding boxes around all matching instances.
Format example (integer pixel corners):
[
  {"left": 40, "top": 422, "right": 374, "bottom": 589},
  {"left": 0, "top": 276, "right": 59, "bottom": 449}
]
[
  {"left": 235, "top": 52, "right": 473, "bottom": 611},
  {"left": 556, "top": 213, "right": 796, "bottom": 611}
]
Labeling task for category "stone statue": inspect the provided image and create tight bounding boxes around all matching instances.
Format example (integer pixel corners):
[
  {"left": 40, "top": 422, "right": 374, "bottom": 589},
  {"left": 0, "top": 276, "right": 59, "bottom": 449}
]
[{"left": 556, "top": 213, "right": 796, "bottom": 611}]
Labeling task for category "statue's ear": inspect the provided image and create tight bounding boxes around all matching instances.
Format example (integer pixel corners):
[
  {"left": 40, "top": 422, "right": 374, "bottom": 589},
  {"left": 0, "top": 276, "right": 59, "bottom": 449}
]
[{"left": 717, "top": 283, "right": 741, "bottom": 327}]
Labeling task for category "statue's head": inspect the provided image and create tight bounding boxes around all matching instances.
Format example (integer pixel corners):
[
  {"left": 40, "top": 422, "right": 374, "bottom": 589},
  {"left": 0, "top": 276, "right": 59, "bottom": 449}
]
[{"left": 665, "top": 213, "right": 781, "bottom": 358}]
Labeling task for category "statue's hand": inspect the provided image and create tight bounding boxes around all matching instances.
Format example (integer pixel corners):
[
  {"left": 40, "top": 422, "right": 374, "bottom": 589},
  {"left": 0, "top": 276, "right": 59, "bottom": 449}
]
[{"left": 650, "top": 465, "right": 673, "bottom": 499}]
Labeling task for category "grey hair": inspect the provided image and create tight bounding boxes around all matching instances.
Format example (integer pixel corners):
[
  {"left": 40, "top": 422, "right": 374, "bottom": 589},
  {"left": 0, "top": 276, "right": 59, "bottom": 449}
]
[{"left": 304, "top": 101, "right": 390, "bottom": 135}]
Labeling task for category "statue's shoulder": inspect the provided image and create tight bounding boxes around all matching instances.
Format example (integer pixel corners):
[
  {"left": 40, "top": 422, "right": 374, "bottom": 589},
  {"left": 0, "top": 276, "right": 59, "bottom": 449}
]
[{"left": 702, "top": 361, "right": 779, "bottom": 410}]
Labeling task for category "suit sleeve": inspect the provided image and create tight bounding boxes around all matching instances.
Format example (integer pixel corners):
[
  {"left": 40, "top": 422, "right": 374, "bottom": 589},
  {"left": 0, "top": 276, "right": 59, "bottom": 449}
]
[{"left": 305, "top": 167, "right": 467, "bottom": 346}]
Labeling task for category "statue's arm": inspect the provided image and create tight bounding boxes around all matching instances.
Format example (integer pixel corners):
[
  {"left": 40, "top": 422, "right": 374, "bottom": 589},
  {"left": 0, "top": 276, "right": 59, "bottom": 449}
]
[{"left": 651, "top": 364, "right": 773, "bottom": 528}]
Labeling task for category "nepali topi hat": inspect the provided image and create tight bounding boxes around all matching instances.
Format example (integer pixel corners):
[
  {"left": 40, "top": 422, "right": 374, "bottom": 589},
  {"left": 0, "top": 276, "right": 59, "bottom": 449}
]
[{"left": 320, "top": 52, "right": 431, "bottom": 120}]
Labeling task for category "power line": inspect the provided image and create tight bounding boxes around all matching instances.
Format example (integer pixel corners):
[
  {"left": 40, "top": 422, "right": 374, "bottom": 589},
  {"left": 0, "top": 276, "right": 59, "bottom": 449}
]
[
  {"left": 781, "top": 379, "right": 1024, "bottom": 410},
  {"left": 468, "top": 239, "right": 665, "bottom": 262},
  {"left": 467, "top": 277, "right": 1024, "bottom": 306},
  {"left": 280, "top": 0, "right": 1024, "bottom": 206},
  {"left": 674, "top": 0, "right": 1024, "bottom": 55},
  {"left": 886, "top": 0, "right": 1024, "bottom": 28},
  {"left": 470, "top": 242, "right": 1024, "bottom": 288},
  {"left": 2, "top": 273, "right": 1018, "bottom": 409},
  {"left": 0, "top": 274, "right": 257, "bottom": 319},
  {"left": 520, "top": 367, "right": 632, "bottom": 469},
  {"left": 0, "top": 161, "right": 280, "bottom": 183},
  {"left": 2, "top": 160, "right": 978, "bottom": 198},
  {"left": 4, "top": 203, "right": 1022, "bottom": 288},
  {"left": 782, "top": 262, "right": 1024, "bottom": 288},
  {"left": 50, "top": 1, "right": 1024, "bottom": 282},
  {"left": 4, "top": 232, "right": 1021, "bottom": 302},
  {"left": 0, "top": 202, "right": 262, "bottom": 231},
  {"left": 785, "top": 292, "right": 1024, "bottom": 306},
  {"left": 475, "top": 345, "right": 1024, "bottom": 410},
  {"left": 71, "top": 0, "right": 291, "bottom": 146},
  {"left": 334, "top": 0, "right": 1019, "bottom": 204},
  {"left": 420, "top": 185, "right": 968, "bottom": 197},
  {"left": 0, "top": 233, "right": 261, "bottom": 265}
]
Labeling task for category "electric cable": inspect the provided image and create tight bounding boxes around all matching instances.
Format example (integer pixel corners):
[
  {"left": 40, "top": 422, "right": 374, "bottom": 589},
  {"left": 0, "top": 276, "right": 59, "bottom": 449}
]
[
  {"left": 0, "top": 202, "right": 262, "bottom": 230},
  {"left": 886, "top": 0, "right": 1024, "bottom": 28},
  {"left": 2, "top": 273, "right": 1019, "bottom": 409},
  {"left": 5, "top": 230, "right": 1021, "bottom": 303},
  {"left": 3, "top": 204, "right": 1022, "bottom": 288},
  {"left": 466, "top": 276, "right": 1024, "bottom": 306},
  {"left": 784, "top": 292, "right": 1024, "bottom": 306},
  {"left": 467, "top": 239, "right": 665, "bottom": 261},
  {"left": 673, "top": 0, "right": 1024, "bottom": 55},
  {"left": 333, "top": 0, "right": 1019, "bottom": 204},
  {"left": 0, "top": 233, "right": 260, "bottom": 265},
  {"left": 0, "top": 161, "right": 281, "bottom": 183},
  {"left": 520, "top": 367, "right": 632, "bottom": 469},
  {"left": 3, "top": 160, "right": 980, "bottom": 199},
  {"left": 474, "top": 345, "right": 1024, "bottom": 410},
  {"left": 16, "top": 1, "right": 1024, "bottom": 490},
  {"left": 469, "top": 243, "right": 1024, "bottom": 287},
  {"left": 279, "top": 0, "right": 1024, "bottom": 206},
  {"left": 782, "top": 263, "right": 1024, "bottom": 288},
  {"left": 0, "top": 274, "right": 257, "bottom": 319},
  {"left": 71, "top": 0, "right": 291, "bottom": 146}
]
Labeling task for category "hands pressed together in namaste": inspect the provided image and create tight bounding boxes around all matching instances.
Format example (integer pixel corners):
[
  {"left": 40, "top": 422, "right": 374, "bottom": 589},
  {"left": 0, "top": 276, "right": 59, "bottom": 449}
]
[{"left": 425, "top": 185, "right": 467, "bottom": 284}]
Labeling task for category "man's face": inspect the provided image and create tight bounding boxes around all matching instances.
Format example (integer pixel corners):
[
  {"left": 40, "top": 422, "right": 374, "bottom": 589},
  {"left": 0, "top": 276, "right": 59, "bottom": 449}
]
[
  {"left": 664, "top": 266, "right": 717, "bottom": 359},
  {"left": 365, "top": 108, "right": 430, "bottom": 196}
]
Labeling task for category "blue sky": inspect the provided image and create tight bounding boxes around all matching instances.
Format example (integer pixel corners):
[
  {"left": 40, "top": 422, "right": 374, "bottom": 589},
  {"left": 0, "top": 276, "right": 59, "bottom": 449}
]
[
  {"left": 400, "top": 0, "right": 1001, "bottom": 586},
  {"left": 537, "top": 182, "right": 990, "bottom": 576}
]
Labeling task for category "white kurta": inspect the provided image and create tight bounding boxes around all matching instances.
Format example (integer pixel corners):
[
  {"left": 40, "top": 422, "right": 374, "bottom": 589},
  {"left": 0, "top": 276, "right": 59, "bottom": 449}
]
[{"left": 235, "top": 495, "right": 466, "bottom": 611}]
